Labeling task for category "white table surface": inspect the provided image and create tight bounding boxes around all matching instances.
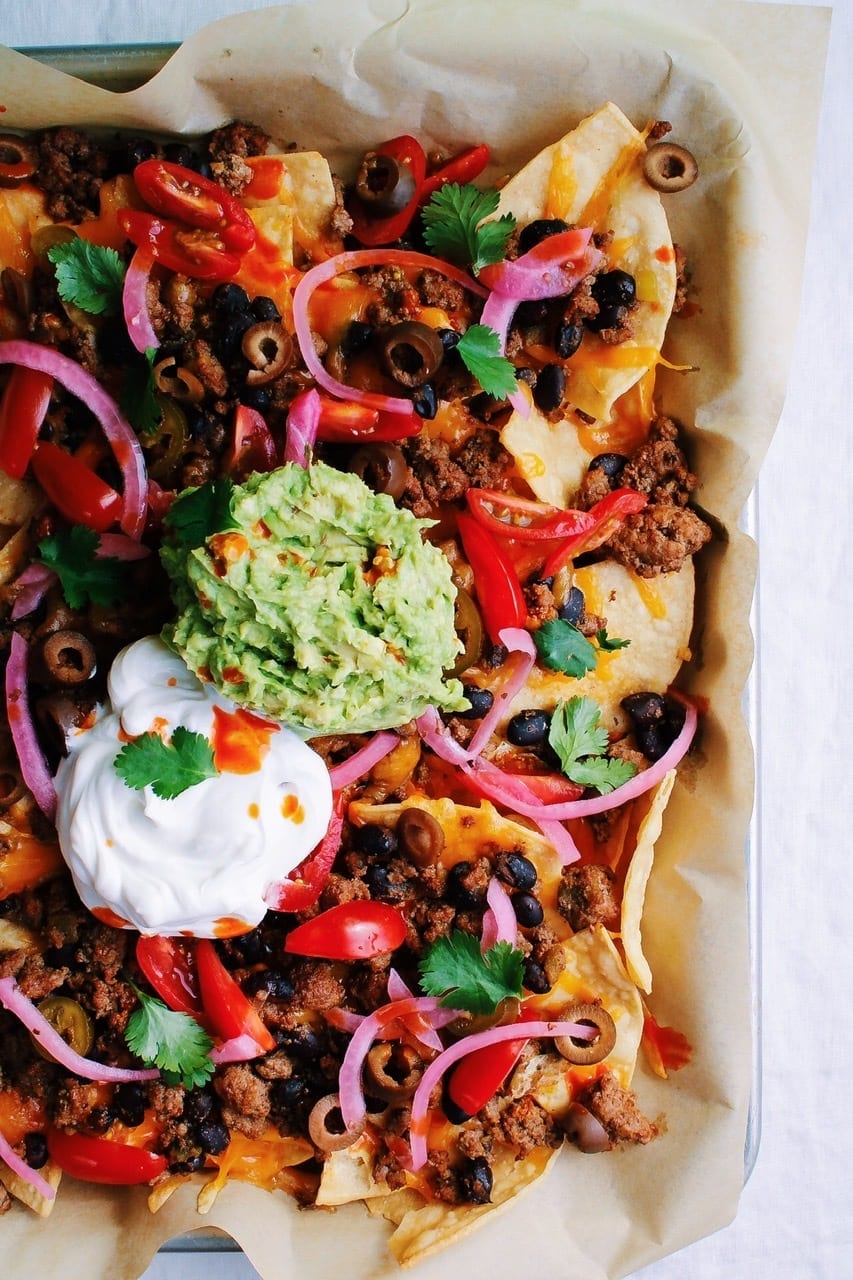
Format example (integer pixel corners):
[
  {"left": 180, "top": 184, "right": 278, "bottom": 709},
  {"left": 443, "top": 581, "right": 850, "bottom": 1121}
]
[{"left": 3, "top": 2, "right": 850, "bottom": 1277}]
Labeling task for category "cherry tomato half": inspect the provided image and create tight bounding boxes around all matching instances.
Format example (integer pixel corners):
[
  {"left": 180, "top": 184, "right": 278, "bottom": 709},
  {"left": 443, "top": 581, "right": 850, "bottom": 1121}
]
[
  {"left": 314, "top": 395, "right": 422, "bottom": 443},
  {"left": 223, "top": 404, "right": 277, "bottom": 480},
  {"left": 47, "top": 1128, "right": 167, "bottom": 1185},
  {"left": 265, "top": 795, "right": 344, "bottom": 913},
  {"left": 284, "top": 900, "right": 407, "bottom": 961},
  {"left": 31, "top": 440, "right": 123, "bottom": 533},
  {"left": 445, "top": 1008, "right": 537, "bottom": 1120},
  {"left": 195, "top": 938, "right": 276, "bottom": 1052},
  {"left": 0, "top": 366, "right": 53, "bottom": 479},
  {"left": 135, "top": 935, "right": 203, "bottom": 1017},
  {"left": 118, "top": 209, "right": 242, "bottom": 282},
  {"left": 133, "top": 159, "right": 257, "bottom": 253},
  {"left": 456, "top": 510, "right": 526, "bottom": 645}
]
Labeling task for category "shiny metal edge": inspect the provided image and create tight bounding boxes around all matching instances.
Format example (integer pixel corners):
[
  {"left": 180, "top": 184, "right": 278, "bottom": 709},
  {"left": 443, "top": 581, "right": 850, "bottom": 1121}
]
[{"left": 14, "top": 33, "right": 764, "bottom": 1243}]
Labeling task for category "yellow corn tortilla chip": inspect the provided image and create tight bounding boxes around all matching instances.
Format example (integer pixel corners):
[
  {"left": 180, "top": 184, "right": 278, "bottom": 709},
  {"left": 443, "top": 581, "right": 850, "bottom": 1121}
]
[
  {"left": 621, "top": 769, "right": 677, "bottom": 993},
  {"left": 0, "top": 1159, "right": 61, "bottom": 1217},
  {"left": 0, "top": 918, "right": 39, "bottom": 951},
  {"left": 0, "top": 472, "right": 41, "bottom": 527},
  {"left": 494, "top": 102, "right": 676, "bottom": 423},
  {"left": 500, "top": 398, "right": 594, "bottom": 508},
  {"left": 317, "top": 1141, "right": 394, "bottom": 1207}
]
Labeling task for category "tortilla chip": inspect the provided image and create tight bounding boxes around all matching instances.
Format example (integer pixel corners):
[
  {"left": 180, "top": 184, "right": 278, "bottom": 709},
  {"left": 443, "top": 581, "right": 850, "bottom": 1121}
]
[
  {"left": 501, "top": 558, "right": 694, "bottom": 736},
  {"left": 494, "top": 102, "right": 676, "bottom": 422},
  {"left": 621, "top": 770, "right": 677, "bottom": 993},
  {"left": 148, "top": 1175, "right": 189, "bottom": 1213},
  {"left": 316, "top": 1141, "right": 394, "bottom": 1207},
  {"left": 0, "top": 472, "right": 41, "bottom": 527},
  {"left": 500, "top": 399, "right": 594, "bottom": 508},
  {"left": 0, "top": 918, "right": 38, "bottom": 951},
  {"left": 0, "top": 1159, "right": 61, "bottom": 1217}
]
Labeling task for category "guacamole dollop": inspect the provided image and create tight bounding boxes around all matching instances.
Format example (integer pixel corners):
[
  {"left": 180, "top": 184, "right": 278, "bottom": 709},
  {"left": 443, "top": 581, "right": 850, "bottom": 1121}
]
[{"left": 161, "top": 462, "right": 466, "bottom": 735}]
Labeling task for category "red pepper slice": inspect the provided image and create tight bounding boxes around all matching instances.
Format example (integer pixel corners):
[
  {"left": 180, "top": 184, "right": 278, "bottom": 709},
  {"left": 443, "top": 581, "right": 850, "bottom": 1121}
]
[
  {"left": 31, "top": 441, "right": 123, "bottom": 533},
  {"left": 118, "top": 209, "right": 242, "bottom": 282},
  {"left": 284, "top": 900, "right": 407, "bottom": 962},
  {"left": 0, "top": 366, "right": 53, "bottom": 479},
  {"left": 265, "top": 795, "right": 344, "bottom": 913},
  {"left": 466, "top": 488, "right": 596, "bottom": 543},
  {"left": 314, "top": 394, "right": 422, "bottom": 443},
  {"left": 133, "top": 159, "right": 257, "bottom": 253},
  {"left": 419, "top": 143, "right": 491, "bottom": 203},
  {"left": 456, "top": 510, "right": 526, "bottom": 644},
  {"left": 47, "top": 1128, "right": 167, "bottom": 1185},
  {"left": 195, "top": 938, "right": 276, "bottom": 1053},
  {"left": 135, "top": 936, "right": 203, "bottom": 1018},
  {"left": 446, "top": 1008, "right": 537, "bottom": 1119},
  {"left": 542, "top": 487, "right": 649, "bottom": 578},
  {"left": 223, "top": 404, "right": 278, "bottom": 480},
  {"left": 347, "top": 135, "right": 427, "bottom": 247}
]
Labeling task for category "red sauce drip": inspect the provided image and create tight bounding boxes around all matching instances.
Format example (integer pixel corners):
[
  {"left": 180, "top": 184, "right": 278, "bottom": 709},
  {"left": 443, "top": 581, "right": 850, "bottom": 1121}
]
[{"left": 212, "top": 704, "right": 279, "bottom": 774}]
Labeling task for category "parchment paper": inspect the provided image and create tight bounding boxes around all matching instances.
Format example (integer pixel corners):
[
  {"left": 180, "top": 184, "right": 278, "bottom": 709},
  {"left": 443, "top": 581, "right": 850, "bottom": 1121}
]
[{"left": 0, "top": 1, "right": 830, "bottom": 1276}]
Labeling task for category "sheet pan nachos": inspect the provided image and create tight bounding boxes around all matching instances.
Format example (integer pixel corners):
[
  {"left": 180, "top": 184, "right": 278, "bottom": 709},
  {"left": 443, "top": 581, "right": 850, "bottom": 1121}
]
[{"left": 0, "top": 101, "right": 712, "bottom": 1263}]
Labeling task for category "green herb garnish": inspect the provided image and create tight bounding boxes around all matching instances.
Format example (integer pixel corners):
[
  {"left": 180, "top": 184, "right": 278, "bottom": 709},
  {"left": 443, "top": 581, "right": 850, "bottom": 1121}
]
[
  {"left": 455, "top": 324, "right": 518, "bottom": 400},
  {"left": 47, "top": 240, "right": 126, "bottom": 317},
  {"left": 421, "top": 183, "right": 515, "bottom": 274},
  {"left": 534, "top": 618, "right": 598, "bottom": 679},
  {"left": 120, "top": 347, "right": 161, "bottom": 437},
  {"left": 36, "top": 525, "right": 129, "bottom": 610},
  {"left": 125, "top": 986, "right": 214, "bottom": 1089},
  {"left": 548, "top": 696, "right": 638, "bottom": 795},
  {"left": 419, "top": 929, "right": 524, "bottom": 1015},
  {"left": 114, "top": 726, "right": 219, "bottom": 800},
  {"left": 163, "top": 477, "right": 238, "bottom": 551},
  {"left": 596, "top": 628, "right": 631, "bottom": 652}
]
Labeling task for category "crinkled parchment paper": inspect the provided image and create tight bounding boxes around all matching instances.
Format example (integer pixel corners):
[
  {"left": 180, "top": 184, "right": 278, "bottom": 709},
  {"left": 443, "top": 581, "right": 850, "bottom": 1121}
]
[{"left": 0, "top": 1, "right": 830, "bottom": 1275}]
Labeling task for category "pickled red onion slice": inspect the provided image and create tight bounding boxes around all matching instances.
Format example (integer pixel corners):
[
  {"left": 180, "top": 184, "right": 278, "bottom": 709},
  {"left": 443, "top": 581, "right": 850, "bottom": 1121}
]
[
  {"left": 284, "top": 387, "right": 321, "bottom": 467},
  {"left": 466, "top": 627, "right": 536, "bottom": 758},
  {"left": 0, "top": 976, "right": 159, "bottom": 1083},
  {"left": 209, "top": 1033, "right": 267, "bottom": 1064},
  {"left": 10, "top": 563, "right": 55, "bottom": 621},
  {"left": 5, "top": 632, "right": 56, "bottom": 822},
  {"left": 122, "top": 247, "right": 159, "bottom": 354},
  {"left": 0, "top": 1127, "right": 55, "bottom": 1202},
  {"left": 328, "top": 730, "right": 398, "bottom": 789},
  {"left": 481, "top": 876, "right": 517, "bottom": 950},
  {"left": 478, "top": 229, "right": 603, "bottom": 300}
]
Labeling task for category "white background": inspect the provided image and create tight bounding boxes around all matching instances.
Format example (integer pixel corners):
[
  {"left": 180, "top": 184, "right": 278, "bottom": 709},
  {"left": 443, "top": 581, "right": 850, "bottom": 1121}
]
[{"left": 1, "top": 1, "right": 849, "bottom": 1277}]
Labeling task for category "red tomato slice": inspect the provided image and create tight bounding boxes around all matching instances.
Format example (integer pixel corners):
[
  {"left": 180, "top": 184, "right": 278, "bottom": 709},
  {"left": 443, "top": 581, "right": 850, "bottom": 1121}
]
[
  {"left": 118, "top": 209, "right": 242, "bottom": 282},
  {"left": 47, "top": 1128, "right": 167, "bottom": 1185},
  {"left": 284, "top": 900, "right": 407, "bottom": 961},
  {"left": 0, "top": 366, "right": 52, "bottom": 479},
  {"left": 133, "top": 159, "right": 256, "bottom": 252},
  {"left": 445, "top": 1008, "right": 537, "bottom": 1119},
  {"left": 135, "top": 935, "right": 203, "bottom": 1017},
  {"left": 542, "top": 488, "right": 648, "bottom": 578},
  {"left": 31, "top": 440, "right": 123, "bottom": 533},
  {"left": 223, "top": 404, "right": 277, "bottom": 480},
  {"left": 466, "top": 488, "right": 596, "bottom": 543},
  {"left": 195, "top": 939, "right": 275, "bottom": 1052}
]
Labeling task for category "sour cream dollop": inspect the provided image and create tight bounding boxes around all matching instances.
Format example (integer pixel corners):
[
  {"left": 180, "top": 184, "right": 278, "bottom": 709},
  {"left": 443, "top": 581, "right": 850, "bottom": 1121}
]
[{"left": 54, "top": 636, "right": 333, "bottom": 938}]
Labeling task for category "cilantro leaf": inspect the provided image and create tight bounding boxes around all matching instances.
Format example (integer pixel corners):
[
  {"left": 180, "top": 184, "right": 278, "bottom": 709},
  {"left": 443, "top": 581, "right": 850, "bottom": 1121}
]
[
  {"left": 47, "top": 240, "right": 126, "bottom": 317},
  {"left": 596, "top": 628, "right": 631, "bottom": 652},
  {"left": 120, "top": 347, "right": 161, "bottom": 437},
  {"left": 548, "top": 696, "right": 638, "bottom": 795},
  {"left": 421, "top": 183, "right": 515, "bottom": 274},
  {"left": 36, "top": 525, "right": 130, "bottom": 610},
  {"left": 115, "top": 726, "right": 219, "bottom": 799},
  {"left": 419, "top": 930, "right": 524, "bottom": 1015},
  {"left": 535, "top": 618, "right": 597, "bottom": 679},
  {"left": 125, "top": 986, "right": 214, "bottom": 1089},
  {"left": 456, "top": 325, "right": 518, "bottom": 400},
  {"left": 163, "top": 477, "right": 238, "bottom": 551}
]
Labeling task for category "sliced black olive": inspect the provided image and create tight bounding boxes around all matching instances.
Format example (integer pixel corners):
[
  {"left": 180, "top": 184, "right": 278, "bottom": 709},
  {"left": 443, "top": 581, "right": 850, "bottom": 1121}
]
[
  {"left": 533, "top": 362, "right": 566, "bottom": 413},
  {"left": 352, "top": 822, "right": 398, "bottom": 859},
  {"left": 308, "top": 1093, "right": 364, "bottom": 1152},
  {"left": 348, "top": 442, "right": 409, "bottom": 500},
  {"left": 241, "top": 321, "right": 294, "bottom": 385},
  {"left": 355, "top": 152, "right": 417, "bottom": 217},
  {"left": 506, "top": 708, "right": 551, "bottom": 747},
  {"left": 517, "top": 218, "right": 570, "bottom": 255},
  {"left": 364, "top": 1043, "right": 424, "bottom": 1101},
  {"left": 554, "top": 1002, "right": 617, "bottom": 1065},
  {"left": 643, "top": 142, "right": 699, "bottom": 193},
  {"left": 153, "top": 356, "right": 205, "bottom": 404},
  {"left": 397, "top": 807, "right": 445, "bottom": 868},
  {"left": 457, "top": 684, "right": 495, "bottom": 720},
  {"left": 35, "top": 631, "right": 97, "bottom": 687},
  {"left": 0, "top": 134, "right": 37, "bottom": 189},
  {"left": 555, "top": 320, "right": 583, "bottom": 359},
  {"left": 377, "top": 321, "right": 444, "bottom": 388}
]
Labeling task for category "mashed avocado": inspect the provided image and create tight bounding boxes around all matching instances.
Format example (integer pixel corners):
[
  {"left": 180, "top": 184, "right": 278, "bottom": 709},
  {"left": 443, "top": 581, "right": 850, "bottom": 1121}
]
[{"left": 161, "top": 462, "right": 466, "bottom": 735}]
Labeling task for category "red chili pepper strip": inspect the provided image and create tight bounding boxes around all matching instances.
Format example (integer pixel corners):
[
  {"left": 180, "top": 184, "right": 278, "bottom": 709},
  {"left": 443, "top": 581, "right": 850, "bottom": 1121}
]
[
  {"left": 133, "top": 159, "right": 256, "bottom": 253},
  {"left": 456, "top": 510, "right": 527, "bottom": 645},
  {"left": 135, "top": 936, "right": 203, "bottom": 1018},
  {"left": 47, "top": 1129, "right": 167, "bottom": 1185},
  {"left": 542, "top": 488, "right": 649, "bottom": 578},
  {"left": 118, "top": 209, "right": 242, "bottom": 282},
  {"left": 466, "top": 488, "right": 597, "bottom": 543},
  {"left": 195, "top": 939, "right": 276, "bottom": 1053},
  {"left": 419, "top": 143, "right": 491, "bottom": 203},
  {"left": 0, "top": 366, "right": 53, "bottom": 479},
  {"left": 347, "top": 135, "right": 428, "bottom": 247},
  {"left": 31, "top": 441, "right": 123, "bottom": 533}
]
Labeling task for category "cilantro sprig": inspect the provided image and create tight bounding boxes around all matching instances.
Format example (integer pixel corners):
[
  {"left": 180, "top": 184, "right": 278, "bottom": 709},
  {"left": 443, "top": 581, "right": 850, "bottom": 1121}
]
[
  {"left": 163, "top": 477, "right": 238, "bottom": 551},
  {"left": 125, "top": 986, "right": 214, "bottom": 1089},
  {"left": 548, "top": 696, "right": 638, "bottom": 795},
  {"left": 419, "top": 930, "right": 524, "bottom": 1015},
  {"left": 421, "top": 183, "right": 515, "bottom": 274},
  {"left": 535, "top": 618, "right": 598, "bottom": 679},
  {"left": 47, "top": 240, "right": 126, "bottom": 317},
  {"left": 115, "top": 726, "right": 219, "bottom": 800},
  {"left": 455, "top": 324, "right": 518, "bottom": 400},
  {"left": 596, "top": 628, "right": 630, "bottom": 652},
  {"left": 36, "top": 525, "right": 130, "bottom": 610},
  {"left": 120, "top": 346, "right": 162, "bottom": 437}
]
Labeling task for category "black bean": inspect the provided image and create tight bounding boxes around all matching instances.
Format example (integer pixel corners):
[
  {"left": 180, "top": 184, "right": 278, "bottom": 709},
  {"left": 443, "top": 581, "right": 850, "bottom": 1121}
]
[
  {"left": 163, "top": 142, "right": 199, "bottom": 170},
  {"left": 506, "top": 709, "right": 551, "bottom": 747},
  {"left": 275, "top": 1027, "right": 323, "bottom": 1061},
  {"left": 533, "top": 363, "right": 566, "bottom": 413},
  {"left": 457, "top": 1156, "right": 493, "bottom": 1204},
  {"left": 514, "top": 299, "right": 549, "bottom": 328},
  {"left": 592, "top": 269, "right": 636, "bottom": 310},
  {"left": 442, "top": 1087, "right": 471, "bottom": 1126},
  {"left": 436, "top": 327, "right": 461, "bottom": 351},
  {"left": 412, "top": 381, "right": 437, "bottom": 419},
  {"left": 522, "top": 958, "right": 550, "bottom": 994},
  {"left": 586, "top": 302, "right": 625, "bottom": 333},
  {"left": 512, "top": 891, "right": 544, "bottom": 928},
  {"left": 352, "top": 823, "right": 398, "bottom": 859},
  {"left": 496, "top": 853, "right": 537, "bottom": 892},
  {"left": 43, "top": 943, "right": 77, "bottom": 967},
  {"left": 555, "top": 321, "right": 584, "bottom": 359},
  {"left": 468, "top": 391, "right": 510, "bottom": 423},
  {"left": 250, "top": 295, "right": 281, "bottom": 323},
  {"left": 241, "top": 386, "right": 272, "bottom": 411},
  {"left": 197, "top": 1121, "right": 230, "bottom": 1155},
  {"left": 621, "top": 691, "right": 667, "bottom": 729},
  {"left": 213, "top": 283, "right": 252, "bottom": 315},
  {"left": 244, "top": 970, "right": 294, "bottom": 1000},
  {"left": 517, "top": 218, "right": 570, "bottom": 255},
  {"left": 557, "top": 586, "right": 585, "bottom": 626},
  {"left": 118, "top": 136, "right": 157, "bottom": 170},
  {"left": 366, "top": 863, "right": 408, "bottom": 900},
  {"left": 230, "top": 925, "right": 274, "bottom": 966},
  {"left": 273, "top": 1077, "right": 309, "bottom": 1110},
  {"left": 113, "top": 1083, "right": 146, "bottom": 1128},
  {"left": 186, "top": 1090, "right": 215, "bottom": 1121},
  {"left": 343, "top": 320, "right": 374, "bottom": 355},
  {"left": 589, "top": 452, "right": 628, "bottom": 481},
  {"left": 173, "top": 1153, "right": 206, "bottom": 1173},
  {"left": 217, "top": 311, "right": 256, "bottom": 359},
  {"left": 446, "top": 861, "right": 484, "bottom": 910},
  {"left": 23, "top": 1132, "right": 48, "bottom": 1169},
  {"left": 457, "top": 684, "right": 495, "bottom": 720}
]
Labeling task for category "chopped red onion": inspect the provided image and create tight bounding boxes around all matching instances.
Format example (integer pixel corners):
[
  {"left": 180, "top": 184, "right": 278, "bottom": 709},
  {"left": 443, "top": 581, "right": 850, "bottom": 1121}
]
[
  {"left": 0, "top": 340, "right": 148, "bottom": 540},
  {"left": 0, "top": 977, "right": 159, "bottom": 1082},
  {"left": 122, "top": 247, "right": 159, "bottom": 354},
  {"left": 283, "top": 387, "right": 321, "bottom": 467},
  {"left": 0, "top": 1127, "right": 55, "bottom": 1202},
  {"left": 328, "top": 731, "right": 398, "bottom": 790},
  {"left": 4, "top": 633, "right": 57, "bottom": 822}
]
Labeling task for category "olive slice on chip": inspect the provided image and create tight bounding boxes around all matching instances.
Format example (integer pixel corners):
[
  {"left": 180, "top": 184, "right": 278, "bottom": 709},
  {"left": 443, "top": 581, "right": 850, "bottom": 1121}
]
[
  {"left": 643, "top": 142, "right": 699, "bottom": 193},
  {"left": 354, "top": 153, "right": 416, "bottom": 216},
  {"left": 377, "top": 321, "right": 444, "bottom": 388},
  {"left": 554, "top": 1002, "right": 617, "bottom": 1065}
]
